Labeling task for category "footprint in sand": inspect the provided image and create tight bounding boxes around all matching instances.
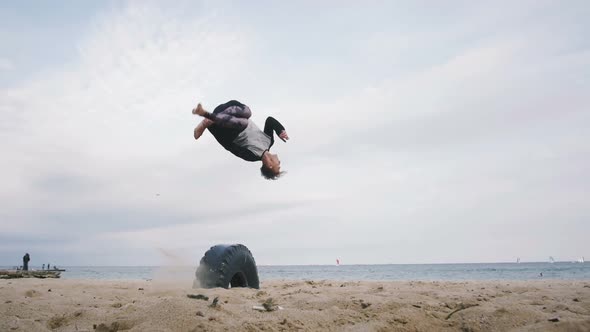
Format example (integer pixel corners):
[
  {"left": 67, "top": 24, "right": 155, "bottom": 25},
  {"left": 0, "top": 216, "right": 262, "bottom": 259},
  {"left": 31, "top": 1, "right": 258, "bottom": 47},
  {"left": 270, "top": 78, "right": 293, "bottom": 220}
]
[
  {"left": 95, "top": 320, "right": 135, "bottom": 332},
  {"left": 25, "top": 290, "right": 41, "bottom": 298}
]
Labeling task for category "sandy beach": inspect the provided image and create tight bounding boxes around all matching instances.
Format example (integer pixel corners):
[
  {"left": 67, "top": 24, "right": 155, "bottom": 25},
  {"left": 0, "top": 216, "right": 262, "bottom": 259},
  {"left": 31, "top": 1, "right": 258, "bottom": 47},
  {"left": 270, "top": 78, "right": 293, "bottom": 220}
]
[{"left": 1, "top": 278, "right": 589, "bottom": 331}]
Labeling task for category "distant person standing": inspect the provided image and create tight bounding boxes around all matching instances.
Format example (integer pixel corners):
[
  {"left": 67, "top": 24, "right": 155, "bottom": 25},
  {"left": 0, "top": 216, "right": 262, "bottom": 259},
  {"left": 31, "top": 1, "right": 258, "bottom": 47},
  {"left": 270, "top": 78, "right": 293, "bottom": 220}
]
[
  {"left": 23, "top": 253, "right": 30, "bottom": 271},
  {"left": 42, "top": 264, "right": 45, "bottom": 270},
  {"left": 47, "top": 263, "right": 50, "bottom": 270}
]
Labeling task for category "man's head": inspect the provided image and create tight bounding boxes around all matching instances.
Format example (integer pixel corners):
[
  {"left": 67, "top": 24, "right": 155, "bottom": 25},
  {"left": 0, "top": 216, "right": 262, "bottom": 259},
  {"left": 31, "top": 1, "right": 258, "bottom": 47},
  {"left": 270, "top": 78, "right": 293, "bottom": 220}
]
[{"left": 261, "top": 151, "right": 283, "bottom": 180}]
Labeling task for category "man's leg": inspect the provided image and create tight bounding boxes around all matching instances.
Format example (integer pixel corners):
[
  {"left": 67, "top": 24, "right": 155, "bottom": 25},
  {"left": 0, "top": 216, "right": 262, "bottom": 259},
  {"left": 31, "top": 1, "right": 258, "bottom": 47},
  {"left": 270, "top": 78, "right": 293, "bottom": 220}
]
[
  {"left": 194, "top": 118, "right": 213, "bottom": 140},
  {"left": 194, "top": 103, "right": 251, "bottom": 130},
  {"left": 219, "top": 105, "right": 252, "bottom": 119}
]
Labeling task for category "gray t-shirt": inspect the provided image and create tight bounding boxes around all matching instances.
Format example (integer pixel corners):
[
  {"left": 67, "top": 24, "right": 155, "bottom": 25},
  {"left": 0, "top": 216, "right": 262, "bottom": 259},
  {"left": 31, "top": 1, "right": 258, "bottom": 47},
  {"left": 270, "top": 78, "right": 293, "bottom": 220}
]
[{"left": 232, "top": 120, "right": 271, "bottom": 158}]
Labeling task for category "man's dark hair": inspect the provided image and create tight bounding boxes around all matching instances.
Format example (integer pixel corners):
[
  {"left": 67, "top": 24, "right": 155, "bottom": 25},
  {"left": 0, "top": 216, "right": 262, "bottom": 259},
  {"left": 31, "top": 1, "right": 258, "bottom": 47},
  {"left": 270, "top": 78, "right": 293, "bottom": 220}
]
[{"left": 260, "top": 165, "right": 284, "bottom": 180}]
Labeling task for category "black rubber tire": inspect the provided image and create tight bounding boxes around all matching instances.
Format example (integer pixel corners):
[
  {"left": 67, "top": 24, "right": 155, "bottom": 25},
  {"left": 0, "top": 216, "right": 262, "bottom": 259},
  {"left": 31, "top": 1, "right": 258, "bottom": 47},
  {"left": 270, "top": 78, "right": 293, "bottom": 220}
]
[{"left": 194, "top": 244, "right": 260, "bottom": 289}]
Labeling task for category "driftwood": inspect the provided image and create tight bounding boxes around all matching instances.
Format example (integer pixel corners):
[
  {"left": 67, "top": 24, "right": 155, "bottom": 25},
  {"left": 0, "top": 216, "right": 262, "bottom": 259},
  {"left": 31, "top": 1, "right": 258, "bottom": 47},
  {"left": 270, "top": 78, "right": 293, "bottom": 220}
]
[
  {"left": 0, "top": 270, "right": 61, "bottom": 279},
  {"left": 187, "top": 294, "right": 209, "bottom": 301},
  {"left": 445, "top": 303, "right": 479, "bottom": 320}
]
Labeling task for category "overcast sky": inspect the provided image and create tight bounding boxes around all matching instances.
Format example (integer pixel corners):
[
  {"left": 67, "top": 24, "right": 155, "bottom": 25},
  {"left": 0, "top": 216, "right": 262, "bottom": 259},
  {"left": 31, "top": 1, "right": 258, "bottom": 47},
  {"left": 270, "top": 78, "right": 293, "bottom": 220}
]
[{"left": 1, "top": 1, "right": 588, "bottom": 267}]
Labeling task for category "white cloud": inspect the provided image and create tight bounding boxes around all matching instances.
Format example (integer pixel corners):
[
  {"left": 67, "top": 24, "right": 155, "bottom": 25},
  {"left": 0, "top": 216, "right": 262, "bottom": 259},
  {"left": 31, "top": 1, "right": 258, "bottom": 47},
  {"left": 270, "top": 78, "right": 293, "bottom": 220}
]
[
  {"left": 1, "top": 1, "right": 589, "bottom": 265},
  {"left": 0, "top": 58, "right": 14, "bottom": 71}
]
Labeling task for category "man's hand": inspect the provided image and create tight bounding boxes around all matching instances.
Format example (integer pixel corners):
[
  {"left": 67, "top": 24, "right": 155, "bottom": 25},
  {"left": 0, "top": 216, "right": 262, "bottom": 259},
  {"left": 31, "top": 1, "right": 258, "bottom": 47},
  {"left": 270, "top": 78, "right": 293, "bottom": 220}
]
[{"left": 279, "top": 130, "right": 289, "bottom": 142}]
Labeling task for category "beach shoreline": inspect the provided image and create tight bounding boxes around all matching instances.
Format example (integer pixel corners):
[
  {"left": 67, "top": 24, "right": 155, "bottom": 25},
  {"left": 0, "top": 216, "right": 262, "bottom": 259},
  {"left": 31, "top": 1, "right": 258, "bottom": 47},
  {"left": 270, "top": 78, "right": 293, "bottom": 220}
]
[{"left": 1, "top": 278, "right": 589, "bottom": 331}]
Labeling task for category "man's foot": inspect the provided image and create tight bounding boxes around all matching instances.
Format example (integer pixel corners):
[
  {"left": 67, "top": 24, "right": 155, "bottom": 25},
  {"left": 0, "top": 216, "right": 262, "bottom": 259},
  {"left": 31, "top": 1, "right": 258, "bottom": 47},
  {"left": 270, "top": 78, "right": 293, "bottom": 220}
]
[
  {"left": 194, "top": 119, "right": 213, "bottom": 140},
  {"left": 192, "top": 103, "right": 207, "bottom": 116}
]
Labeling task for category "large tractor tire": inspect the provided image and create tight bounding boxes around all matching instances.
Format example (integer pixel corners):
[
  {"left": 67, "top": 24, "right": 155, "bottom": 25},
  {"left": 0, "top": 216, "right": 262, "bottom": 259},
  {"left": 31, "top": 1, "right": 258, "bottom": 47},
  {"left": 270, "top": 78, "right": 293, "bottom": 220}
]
[{"left": 194, "top": 244, "right": 260, "bottom": 289}]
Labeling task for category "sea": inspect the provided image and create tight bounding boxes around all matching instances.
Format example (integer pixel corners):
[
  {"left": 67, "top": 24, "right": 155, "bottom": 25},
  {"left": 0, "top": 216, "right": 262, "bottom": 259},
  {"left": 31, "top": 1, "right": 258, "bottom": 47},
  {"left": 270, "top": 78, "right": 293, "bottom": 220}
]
[{"left": 3, "top": 262, "right": 589, "bottom": 281}]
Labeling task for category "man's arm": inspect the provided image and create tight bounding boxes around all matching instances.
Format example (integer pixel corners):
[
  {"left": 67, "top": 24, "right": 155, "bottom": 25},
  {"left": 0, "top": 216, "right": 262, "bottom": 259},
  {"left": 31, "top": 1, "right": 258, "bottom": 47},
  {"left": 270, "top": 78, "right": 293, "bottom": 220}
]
[{"left": 264, "top": 117, "right": 289, "bottom": 142}]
